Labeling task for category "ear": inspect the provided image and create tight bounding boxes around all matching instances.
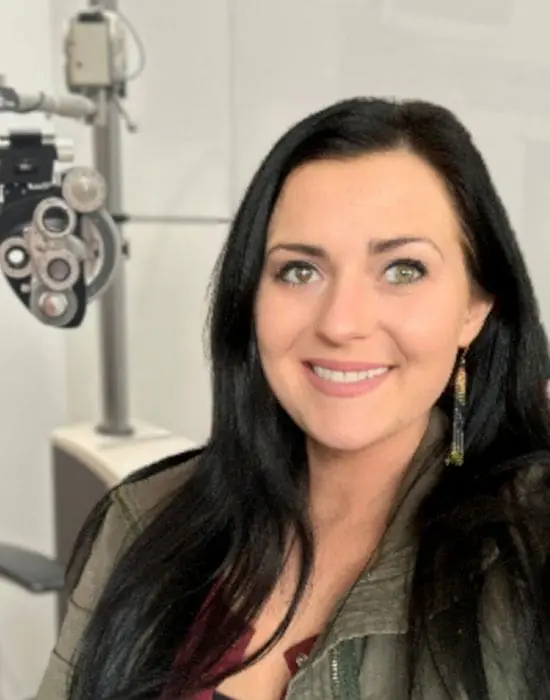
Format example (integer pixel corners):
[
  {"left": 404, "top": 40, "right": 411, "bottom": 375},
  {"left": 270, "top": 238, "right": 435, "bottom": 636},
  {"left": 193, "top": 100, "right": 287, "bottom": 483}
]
[{"left": 458, "top": 294, "right": 493, "bottom": 347}]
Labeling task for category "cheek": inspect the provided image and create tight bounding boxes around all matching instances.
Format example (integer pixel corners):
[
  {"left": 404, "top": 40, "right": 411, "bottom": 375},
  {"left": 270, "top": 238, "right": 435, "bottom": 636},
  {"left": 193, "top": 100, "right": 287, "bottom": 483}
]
[
  {"left": 387, "top": 288, "right": 468, "bottom": 370},
  {"left": 255, "top": 284, "right": 312, "bottom": 357},
  {"left": 381, "top": 295, "right": 465, "bottom": 412}
]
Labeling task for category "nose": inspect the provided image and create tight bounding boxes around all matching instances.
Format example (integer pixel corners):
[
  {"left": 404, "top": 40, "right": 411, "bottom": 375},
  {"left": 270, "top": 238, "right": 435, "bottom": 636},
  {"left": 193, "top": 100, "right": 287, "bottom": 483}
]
[{"left": 314, "top": 275, "right": 378, "bottom": 346}]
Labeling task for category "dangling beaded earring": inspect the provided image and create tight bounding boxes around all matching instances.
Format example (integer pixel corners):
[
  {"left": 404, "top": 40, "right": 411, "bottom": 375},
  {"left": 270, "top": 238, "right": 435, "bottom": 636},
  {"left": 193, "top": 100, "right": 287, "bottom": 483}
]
[{"left": 446, "top": 348, "right": 467, "bottom": 466}]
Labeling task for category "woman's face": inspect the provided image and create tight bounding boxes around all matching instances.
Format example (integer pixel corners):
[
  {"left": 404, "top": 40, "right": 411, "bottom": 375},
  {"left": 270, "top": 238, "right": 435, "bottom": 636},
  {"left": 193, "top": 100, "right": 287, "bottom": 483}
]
[{"left": 254, "top": 149, "right": 491, "bottom": 456}]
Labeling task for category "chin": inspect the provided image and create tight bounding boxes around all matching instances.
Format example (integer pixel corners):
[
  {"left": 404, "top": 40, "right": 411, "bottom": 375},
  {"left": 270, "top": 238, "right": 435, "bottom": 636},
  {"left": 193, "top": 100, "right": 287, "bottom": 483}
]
[
  {"left": 313, "top": 438, "right": 379, "bottom": 456},
  {"left": 305, "top": 424, "right": 386, "bottom": 455}
]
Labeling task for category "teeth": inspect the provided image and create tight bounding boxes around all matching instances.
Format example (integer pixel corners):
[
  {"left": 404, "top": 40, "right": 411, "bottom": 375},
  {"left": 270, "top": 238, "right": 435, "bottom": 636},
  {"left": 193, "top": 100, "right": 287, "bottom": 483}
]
[{"left": 312, "top": 365, "right": 389, "bottom": 383}]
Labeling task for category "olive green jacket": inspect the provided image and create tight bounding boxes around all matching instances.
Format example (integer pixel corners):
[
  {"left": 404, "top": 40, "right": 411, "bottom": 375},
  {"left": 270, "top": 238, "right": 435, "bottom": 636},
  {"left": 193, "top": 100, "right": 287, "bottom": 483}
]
[{"left": 36, "top": 410, "right": 526, "bottom": 699}]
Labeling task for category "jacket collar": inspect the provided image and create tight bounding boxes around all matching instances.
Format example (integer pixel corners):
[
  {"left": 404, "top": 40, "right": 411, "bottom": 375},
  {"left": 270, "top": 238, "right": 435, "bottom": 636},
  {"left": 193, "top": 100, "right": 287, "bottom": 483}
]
[{"left": 315, "top": 407, "right": 449, "bottom": 652}]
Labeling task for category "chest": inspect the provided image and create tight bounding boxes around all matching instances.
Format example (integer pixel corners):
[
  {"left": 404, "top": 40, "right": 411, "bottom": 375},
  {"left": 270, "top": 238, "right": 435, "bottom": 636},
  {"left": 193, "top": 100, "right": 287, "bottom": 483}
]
[{"left": 215, "top": 538, "right": 375, "bottom": 700}]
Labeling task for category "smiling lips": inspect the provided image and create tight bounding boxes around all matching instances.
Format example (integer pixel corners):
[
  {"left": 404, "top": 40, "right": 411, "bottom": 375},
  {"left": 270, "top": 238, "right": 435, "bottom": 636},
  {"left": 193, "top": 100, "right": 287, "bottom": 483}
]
[{"left": 304, "top": 359, "right": 393, "bottom": 397}]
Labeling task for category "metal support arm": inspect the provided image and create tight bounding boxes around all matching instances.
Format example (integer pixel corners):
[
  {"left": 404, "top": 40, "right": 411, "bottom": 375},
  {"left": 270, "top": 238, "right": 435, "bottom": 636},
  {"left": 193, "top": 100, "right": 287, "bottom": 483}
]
[{"left": 0, "top": 543, "right": 65, "bottom": 593}]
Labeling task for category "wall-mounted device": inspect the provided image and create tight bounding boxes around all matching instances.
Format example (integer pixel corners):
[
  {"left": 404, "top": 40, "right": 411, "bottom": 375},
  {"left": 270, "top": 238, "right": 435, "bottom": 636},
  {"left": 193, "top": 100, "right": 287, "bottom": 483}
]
[
  {"left": 0, "top": 6, "right": 138, "bottom": 329},
  {"left": 0, "top": 131, "right": 122, "bottom": 327}
]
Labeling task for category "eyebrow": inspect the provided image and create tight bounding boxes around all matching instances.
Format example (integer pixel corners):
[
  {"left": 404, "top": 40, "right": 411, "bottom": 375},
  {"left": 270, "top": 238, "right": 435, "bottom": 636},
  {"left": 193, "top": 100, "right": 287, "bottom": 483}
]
[{"left": 267, "top": 236, "right": 443, "bottom": 259}]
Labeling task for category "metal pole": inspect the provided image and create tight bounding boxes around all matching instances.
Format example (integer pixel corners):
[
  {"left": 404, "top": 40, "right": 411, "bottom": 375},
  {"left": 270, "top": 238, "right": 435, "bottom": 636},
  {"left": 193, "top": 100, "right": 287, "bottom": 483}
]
[{"left": 90, "top": 0, "right": 133, "bottom": 435}]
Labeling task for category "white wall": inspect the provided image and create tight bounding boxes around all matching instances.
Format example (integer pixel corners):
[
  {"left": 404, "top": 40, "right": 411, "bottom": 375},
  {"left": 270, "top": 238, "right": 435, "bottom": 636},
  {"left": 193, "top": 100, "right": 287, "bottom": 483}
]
[
  {"left": 2, "top": 1, "right": 550, "bottom": 698},
  {"left": 229, "top": 0, "right": 550, "bottom": 331},
  {"left": 61, "top": 0, "right": 550, "bottom": 450},
  {"left": 0, "top": 3, "right": 67, "bottom": 699}
]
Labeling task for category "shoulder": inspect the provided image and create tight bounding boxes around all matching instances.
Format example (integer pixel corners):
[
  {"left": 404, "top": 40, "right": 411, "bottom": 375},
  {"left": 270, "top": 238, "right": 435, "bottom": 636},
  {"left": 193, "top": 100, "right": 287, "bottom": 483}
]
[
  {"left": 67, "top": 448, "right": 203, "bottom": 593},
  {"left": 111, "top": 448, "right": 203, "bottom": 531},
  {"left": 509, "top": 458, "right": 550, "bottom": 554},
  {"left": 480, "top": 457, "right": 550, "bottom": 637},
  {"left": 37, "top": 450, "right": 204, "bottom": 698},
  {"left": 67, "top": 448, "right": 203, "bottom": 602}
]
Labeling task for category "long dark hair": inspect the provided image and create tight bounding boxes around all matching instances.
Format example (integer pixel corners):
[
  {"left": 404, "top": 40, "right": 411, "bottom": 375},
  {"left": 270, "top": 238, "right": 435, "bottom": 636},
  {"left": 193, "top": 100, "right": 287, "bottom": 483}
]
[{"left": 67, "top": 98, "right": 550, "bottom": 699}]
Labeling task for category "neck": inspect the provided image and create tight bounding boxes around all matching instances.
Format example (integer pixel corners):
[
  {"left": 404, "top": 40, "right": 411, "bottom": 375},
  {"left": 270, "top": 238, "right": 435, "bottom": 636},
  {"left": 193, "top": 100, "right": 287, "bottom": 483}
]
[{"left": 307, "top": 412, "right": 432, "bottom": 533}]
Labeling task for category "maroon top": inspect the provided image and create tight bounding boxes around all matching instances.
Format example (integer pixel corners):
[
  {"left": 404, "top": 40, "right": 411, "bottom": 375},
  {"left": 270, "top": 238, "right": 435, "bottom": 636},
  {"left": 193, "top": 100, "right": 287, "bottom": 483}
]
[
  {"left": 193, "top": 626, "right": 317, "bottom": 700},
  {"left": 168, "top": 582, "right": 317, "bottom": 700}
]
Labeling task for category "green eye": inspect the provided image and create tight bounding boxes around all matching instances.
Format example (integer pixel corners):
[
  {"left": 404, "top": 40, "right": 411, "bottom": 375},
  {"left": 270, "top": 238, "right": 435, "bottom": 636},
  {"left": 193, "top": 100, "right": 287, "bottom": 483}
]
[
  {"left": 385, "top": 259, "right": 426, "bottom": 285},
  {"left": 276, "top": 262, "right": 319, "bottom": 285}
]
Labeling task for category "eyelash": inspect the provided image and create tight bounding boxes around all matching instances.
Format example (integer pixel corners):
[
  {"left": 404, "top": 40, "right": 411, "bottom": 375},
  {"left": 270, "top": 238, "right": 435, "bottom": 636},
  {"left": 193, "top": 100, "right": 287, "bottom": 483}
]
[{"left": 274, "top": 258, "right": 428, "bottom": 285}]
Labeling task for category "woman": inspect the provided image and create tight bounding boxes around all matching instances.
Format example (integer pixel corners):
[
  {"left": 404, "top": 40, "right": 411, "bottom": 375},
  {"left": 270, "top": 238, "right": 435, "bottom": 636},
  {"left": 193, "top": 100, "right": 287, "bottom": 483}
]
[{"left": 37, "top": 98, "right": 550, "bottom": 700}]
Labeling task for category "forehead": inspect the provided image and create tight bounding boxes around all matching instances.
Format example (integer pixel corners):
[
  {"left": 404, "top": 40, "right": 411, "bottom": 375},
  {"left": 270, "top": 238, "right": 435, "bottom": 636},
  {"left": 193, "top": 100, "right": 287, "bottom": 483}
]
[{"left": 269, "top": 150, "right": 462, "bottom": 244}]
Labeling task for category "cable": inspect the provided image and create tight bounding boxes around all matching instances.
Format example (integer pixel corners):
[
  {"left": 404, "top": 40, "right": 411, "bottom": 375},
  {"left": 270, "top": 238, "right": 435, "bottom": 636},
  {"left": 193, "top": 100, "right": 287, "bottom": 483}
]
[{"left": 112, "top": 10, "right": 147, "bottom": 81}]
